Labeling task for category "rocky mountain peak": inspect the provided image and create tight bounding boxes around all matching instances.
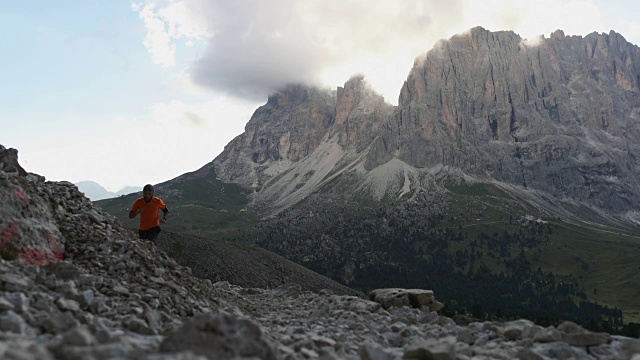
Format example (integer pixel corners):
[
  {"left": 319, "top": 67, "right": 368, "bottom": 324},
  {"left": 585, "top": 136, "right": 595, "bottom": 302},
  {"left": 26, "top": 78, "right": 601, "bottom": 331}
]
[
  {"left": 550, "top": 29, "right": 565, "bottom": 40},
  {"left": 335, "top": 75, "right": 394, "bottom": 150},
  {"left": 336, "top": 75, "right": 372, "bottom": 125},
  {"left": 213, "top": 84, "right": 335, "bottom": 187},
  {"left": 251, "top": 84, "right": 336, "bottom": 164},
  {"left": 212, "top": 27, "right": 640, "bottom": 218},
  {"left": 265, "top": 83, "right": 318, "bottom": 107},
  {"left": 364, "top": 27, "right": 640, "bottom": 213},
  {"left": 214, "top": 77, "right": 393, "bottom": 193}
]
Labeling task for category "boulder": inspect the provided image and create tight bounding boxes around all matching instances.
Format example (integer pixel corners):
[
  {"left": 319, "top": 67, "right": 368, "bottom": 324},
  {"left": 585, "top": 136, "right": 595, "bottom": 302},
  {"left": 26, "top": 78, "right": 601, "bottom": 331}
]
[
  {"left": 369, "top": 288, "right": 444, "bottom": 311},
  {"left": 0, "top": 145, "right": 27, "bottom": 176},
  {"left": 159, "top": 312, "right": 276, "bottom": 359}
]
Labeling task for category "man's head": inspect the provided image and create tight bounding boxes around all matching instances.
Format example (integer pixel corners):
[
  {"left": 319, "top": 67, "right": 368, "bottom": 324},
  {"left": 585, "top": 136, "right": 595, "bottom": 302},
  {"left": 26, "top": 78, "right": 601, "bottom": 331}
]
[{"left": 143, "top": 184, "right": 154, "bottom": 201}]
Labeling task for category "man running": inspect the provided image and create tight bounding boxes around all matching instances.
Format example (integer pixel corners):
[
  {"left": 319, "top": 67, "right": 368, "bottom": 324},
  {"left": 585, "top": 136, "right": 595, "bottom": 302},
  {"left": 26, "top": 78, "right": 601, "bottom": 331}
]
[{"left": 129, "top": 184, "right": 169, "bottom": 243}]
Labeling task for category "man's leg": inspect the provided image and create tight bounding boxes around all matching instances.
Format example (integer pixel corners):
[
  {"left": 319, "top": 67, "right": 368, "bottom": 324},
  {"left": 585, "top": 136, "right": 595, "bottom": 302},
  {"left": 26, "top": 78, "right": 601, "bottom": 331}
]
[
  {"left": 147, "top": 226, "right": 161, "bottom": 243},
  {"left": 139, "top": 228, "right": 156, "bottom": 243}
]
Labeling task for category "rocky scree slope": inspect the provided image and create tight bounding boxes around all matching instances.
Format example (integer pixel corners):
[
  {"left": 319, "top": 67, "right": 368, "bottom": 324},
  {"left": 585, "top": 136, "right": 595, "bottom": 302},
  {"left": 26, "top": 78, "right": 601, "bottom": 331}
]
[
  {"left": 2, "top": 145, "right": 640, "bottom": 359},
  {"left": 157, "top": 231, "right": 361, "bottom": 296}
]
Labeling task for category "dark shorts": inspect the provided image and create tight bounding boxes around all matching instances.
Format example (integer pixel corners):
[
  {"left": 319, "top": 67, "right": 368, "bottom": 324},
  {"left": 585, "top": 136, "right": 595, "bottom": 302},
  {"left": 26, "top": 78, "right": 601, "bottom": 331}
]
[{"left": 139, "top": 226, "right": 161, "bottom": 242}]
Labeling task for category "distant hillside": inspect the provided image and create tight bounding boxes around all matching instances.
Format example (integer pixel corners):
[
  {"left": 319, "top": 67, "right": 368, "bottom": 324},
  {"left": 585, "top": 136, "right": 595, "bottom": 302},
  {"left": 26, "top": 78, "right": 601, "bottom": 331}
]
[
  {"left": 76, "top": 181, "right": 141, "bottom": 201},
  {"left": 115, "top": 185, "right": 140, "bottom": 196},
  {"left": 76, "top": 181, "right": 113, "bottom": 200}
]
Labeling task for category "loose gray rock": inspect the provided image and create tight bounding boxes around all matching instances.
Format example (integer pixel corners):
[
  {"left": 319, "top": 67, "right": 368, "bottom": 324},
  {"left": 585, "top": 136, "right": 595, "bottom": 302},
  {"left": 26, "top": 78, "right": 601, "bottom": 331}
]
[
  {"left": 159, "top": 312, "right": 276, "bottom": 359},
  {"left": 403, "top": 336, "right": 457, "bottom": 360},
  {"left": 63, "top": 326, "right": 97, "bottom": 346},
  {"left": 0, "top": 310, "right": 31, "bottom": 335}
]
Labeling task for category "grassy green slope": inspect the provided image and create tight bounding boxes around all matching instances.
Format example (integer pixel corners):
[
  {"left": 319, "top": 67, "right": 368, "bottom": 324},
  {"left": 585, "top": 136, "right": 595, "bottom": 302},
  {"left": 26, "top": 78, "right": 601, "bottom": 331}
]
[
  {"left": 441, "top": 181, "right": 640, "bottom": 323},
  {"left": 541, "top": 221, "right": 640, "bottom": 323}
]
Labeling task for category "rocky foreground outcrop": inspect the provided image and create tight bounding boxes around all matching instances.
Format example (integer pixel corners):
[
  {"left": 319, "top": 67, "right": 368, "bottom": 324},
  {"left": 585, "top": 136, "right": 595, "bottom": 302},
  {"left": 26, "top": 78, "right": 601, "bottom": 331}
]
[{"left": 2, "top": 145, "right": 640, "bottom": 359}]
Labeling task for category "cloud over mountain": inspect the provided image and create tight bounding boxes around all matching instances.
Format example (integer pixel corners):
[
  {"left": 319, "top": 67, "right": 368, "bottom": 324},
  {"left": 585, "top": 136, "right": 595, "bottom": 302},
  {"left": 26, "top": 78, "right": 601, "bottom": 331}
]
[
  {"left": 133, "top": 0, "right": 625, "bottom": 103},
  {"left": 133, "top": 0, "right": 469, "bottom": 102}
]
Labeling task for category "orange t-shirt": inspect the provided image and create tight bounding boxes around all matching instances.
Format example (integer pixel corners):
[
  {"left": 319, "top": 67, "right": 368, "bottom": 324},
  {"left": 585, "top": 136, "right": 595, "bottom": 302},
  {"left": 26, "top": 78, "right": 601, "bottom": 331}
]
[{"left": 131, "top": 197, "right": 167, "bottom": 230}]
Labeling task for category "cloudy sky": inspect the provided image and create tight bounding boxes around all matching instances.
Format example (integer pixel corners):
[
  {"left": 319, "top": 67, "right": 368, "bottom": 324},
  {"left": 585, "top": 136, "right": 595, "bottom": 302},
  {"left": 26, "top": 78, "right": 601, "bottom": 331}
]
[{"left": 2, "top": 0, "right": 639, "bottom": 193}]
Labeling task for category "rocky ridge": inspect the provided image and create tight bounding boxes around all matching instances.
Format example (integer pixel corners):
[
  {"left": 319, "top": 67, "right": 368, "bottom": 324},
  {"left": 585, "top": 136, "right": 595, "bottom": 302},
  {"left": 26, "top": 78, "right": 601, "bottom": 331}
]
[
  {"left": 3, "top": 147, "right": 640, "bottom": 358},
  {"left": 210, "top": 28, "right": 640, "bottom": 222},
  {"left": 212, "top": 76, "right": 396, "bottom": 212},
  {"left": 367, "top": 28, "right": 640, "bottom": 213}
]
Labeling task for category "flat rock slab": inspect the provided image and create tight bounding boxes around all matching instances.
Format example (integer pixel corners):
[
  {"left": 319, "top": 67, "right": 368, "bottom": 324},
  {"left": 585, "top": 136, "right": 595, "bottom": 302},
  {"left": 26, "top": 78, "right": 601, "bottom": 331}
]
[{"left": 369, "top": 288, "right": 444, "bottom": 311}]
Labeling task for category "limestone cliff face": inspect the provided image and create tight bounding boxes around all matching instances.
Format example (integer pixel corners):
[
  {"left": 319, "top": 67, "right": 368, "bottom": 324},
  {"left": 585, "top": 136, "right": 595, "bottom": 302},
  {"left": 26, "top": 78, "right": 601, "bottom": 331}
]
[
  {"left": 214, "top": 84, "right": 336, "bottom": 187},
  {"left": 366, "top": 27, "right": 640, "bottom": 211},
  {"left": 213, "top": 27, "right": 640, "bottom": 215},
  {"left": 214, "top": 78, "right": 393, "bottom": 198},
  {"left": 335, "top": 75, "right": 394, "bottom": 151}
]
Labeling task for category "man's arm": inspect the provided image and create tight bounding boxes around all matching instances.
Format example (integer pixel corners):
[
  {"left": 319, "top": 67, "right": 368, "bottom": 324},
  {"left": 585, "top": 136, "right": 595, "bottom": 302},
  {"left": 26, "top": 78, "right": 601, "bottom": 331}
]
[
  {"left": 128, "top": 207, "right": 143, "bottom": 218},
  {"left": 160, "top": 207, "right": 169, "bottom": 224}
]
